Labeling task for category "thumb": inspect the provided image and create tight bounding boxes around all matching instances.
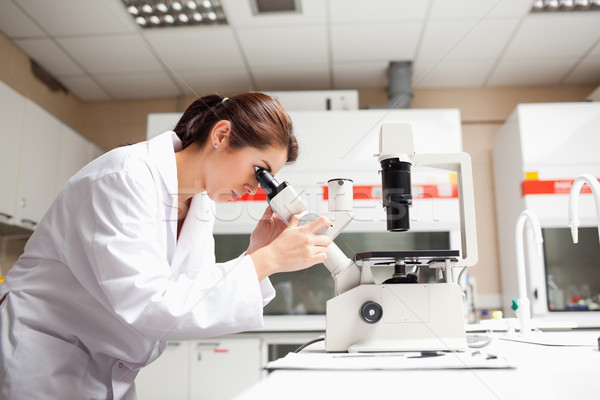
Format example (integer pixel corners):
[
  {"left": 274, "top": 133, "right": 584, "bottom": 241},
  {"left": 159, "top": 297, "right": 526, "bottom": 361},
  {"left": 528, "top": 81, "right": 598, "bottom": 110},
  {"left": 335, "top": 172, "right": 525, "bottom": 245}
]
[{"left": 260, "top": 206, "right": 274, "bottom": 221}]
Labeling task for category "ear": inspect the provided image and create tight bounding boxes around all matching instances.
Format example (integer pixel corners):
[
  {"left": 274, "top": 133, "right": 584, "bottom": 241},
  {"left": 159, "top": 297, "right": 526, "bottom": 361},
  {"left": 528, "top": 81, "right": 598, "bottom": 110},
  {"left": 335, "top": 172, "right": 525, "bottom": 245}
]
[{"left": 210, "top": 120, "right": 231, "bottom": 148}]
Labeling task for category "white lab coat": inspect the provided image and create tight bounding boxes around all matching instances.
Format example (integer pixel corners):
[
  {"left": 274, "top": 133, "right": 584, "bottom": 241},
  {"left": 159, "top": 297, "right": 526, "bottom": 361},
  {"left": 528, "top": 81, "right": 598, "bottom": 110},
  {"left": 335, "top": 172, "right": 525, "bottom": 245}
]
[{"left": 0, "top": 131, "right": 275, "bottom": 399}]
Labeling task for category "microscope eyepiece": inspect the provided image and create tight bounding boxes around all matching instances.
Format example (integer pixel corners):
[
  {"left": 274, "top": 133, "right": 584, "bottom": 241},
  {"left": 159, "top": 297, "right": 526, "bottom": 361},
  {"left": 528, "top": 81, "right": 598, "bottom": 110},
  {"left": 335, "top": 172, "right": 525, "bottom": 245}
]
[{"left": 255, "top": 167, "right": 288, "bottom": 201}]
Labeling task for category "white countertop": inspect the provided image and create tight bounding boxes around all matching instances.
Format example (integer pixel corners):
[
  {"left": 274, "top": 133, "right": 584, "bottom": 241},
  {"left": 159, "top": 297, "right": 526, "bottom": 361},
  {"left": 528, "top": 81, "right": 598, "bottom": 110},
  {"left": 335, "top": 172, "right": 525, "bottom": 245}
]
[{"left": 236, "top": 329, "right": 600, "bottom": 400}]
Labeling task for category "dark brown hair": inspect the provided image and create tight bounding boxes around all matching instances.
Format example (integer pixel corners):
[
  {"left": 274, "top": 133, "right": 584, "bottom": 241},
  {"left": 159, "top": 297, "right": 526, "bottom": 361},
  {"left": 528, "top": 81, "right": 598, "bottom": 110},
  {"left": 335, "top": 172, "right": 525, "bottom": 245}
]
[{"left": 173, "top": 93, "right": 298, "bottom": 163}]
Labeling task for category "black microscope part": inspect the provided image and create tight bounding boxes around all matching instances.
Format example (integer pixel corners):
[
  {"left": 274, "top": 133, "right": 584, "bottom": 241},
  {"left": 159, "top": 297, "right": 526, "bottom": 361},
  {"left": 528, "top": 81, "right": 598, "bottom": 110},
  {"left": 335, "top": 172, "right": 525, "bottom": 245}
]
[
  {"left": 380, "top": 158, "right": 412, "bottom": 232},
  {"left": 254, "top": 167, "right": 288, "bottom": 201}
]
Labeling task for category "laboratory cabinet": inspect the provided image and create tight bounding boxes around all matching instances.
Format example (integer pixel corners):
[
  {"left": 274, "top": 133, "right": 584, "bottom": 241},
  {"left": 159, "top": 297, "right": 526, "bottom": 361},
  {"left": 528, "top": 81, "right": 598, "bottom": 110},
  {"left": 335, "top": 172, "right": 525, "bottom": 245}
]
[
  {"left": 135, "top": 332, "right": 322, "bottom": 400},
  {"left": 55, "top": 123, "right": 103, "bottom": 195},
  {"left": 135, "top": 342, "right": 189, "bottom": 400},
  {"left": 15, "top": 99, "right": 62, "bottom": 229},
  {"left": 0, "top": 81, "right": 26, "bottom": 224},
  {"left": 493, "top": 102, "right": 600, "bottom": 327},
  {"left": 0, "top": 81, "right": 103, "bottom": 231},
  {"left": 136, "top": 337, "right": 261, "bottom": 400}
]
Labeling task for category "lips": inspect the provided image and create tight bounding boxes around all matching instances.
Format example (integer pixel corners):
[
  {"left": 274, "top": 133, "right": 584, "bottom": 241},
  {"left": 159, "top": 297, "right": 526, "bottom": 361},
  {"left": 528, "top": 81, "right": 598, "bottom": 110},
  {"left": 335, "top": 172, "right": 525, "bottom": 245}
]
[{"left": 231, "top": 190, "right": 238, "bottom": 201}]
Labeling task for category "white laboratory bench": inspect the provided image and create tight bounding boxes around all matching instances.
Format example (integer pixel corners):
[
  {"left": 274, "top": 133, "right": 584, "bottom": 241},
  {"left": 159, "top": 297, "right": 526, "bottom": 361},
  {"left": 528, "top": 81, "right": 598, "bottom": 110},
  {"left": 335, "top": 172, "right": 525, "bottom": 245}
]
[{"left": 235, "top": 329, "right": 600, "bottom": 400}]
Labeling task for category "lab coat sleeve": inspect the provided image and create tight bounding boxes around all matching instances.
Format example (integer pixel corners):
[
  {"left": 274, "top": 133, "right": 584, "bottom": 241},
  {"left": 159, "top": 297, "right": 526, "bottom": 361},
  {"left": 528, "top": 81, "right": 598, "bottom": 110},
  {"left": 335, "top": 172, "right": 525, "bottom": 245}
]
[{"left": 74, "top": 170, "right": 270, "bottom": 341}]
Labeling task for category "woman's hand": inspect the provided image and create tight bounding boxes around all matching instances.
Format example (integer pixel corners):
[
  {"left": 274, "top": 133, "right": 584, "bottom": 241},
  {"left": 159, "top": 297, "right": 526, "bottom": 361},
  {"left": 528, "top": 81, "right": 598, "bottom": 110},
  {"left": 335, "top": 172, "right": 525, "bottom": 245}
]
[
  {"left": 246, "top": 207, "right": 288, "bottom": 255},
  {"left": 250, "top": 215, "right": 332, "bottom": 281}
]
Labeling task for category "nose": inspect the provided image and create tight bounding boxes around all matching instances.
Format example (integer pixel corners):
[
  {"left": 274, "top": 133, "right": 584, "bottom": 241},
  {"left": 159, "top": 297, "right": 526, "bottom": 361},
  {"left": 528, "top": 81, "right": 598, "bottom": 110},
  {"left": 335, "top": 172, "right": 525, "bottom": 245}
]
[{"left": 246, "top": 181, "right": 259, "bottom": 195}]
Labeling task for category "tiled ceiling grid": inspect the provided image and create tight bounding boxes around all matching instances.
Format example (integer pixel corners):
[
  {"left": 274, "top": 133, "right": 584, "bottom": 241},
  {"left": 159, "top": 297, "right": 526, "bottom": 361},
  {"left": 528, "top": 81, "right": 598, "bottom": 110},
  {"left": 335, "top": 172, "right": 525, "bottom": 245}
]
[{"left": 0, "top": 0, "right": 598, "bottom": 101}]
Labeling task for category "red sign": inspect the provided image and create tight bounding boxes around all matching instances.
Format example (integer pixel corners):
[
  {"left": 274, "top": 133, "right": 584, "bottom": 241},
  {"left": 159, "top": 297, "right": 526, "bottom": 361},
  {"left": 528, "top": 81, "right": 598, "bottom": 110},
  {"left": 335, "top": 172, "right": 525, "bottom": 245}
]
[
  {"left": 322, "top": 184, "right": 458, "bottom": 200},
  {"left": 521, "top": 179, "right": 598, "bottom": 196}
]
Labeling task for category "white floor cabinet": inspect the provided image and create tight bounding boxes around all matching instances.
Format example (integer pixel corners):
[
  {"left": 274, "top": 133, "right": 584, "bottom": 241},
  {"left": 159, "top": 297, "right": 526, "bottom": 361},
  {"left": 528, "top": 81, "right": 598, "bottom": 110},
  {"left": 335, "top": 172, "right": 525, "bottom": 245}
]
[
  {"left": 135, "top": 332, "right": 322, "bottom": 400},
  {"left": 136, "top": 337, "right": 261, "bottom": 400}
]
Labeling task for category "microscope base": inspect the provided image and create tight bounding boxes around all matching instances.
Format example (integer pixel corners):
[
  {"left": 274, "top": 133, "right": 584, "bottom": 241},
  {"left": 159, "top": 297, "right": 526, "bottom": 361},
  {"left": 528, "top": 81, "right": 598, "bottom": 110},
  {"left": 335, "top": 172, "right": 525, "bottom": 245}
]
[{"left": 326, "top": 283, "right": 468, "bottom": 352}]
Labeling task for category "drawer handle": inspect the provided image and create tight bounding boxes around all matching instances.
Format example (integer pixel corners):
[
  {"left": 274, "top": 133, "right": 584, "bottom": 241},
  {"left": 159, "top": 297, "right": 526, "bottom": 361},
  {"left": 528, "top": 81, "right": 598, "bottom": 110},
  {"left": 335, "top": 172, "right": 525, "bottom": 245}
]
[{"left": 21, "top": 219, "right": 38, "bottom": 227}]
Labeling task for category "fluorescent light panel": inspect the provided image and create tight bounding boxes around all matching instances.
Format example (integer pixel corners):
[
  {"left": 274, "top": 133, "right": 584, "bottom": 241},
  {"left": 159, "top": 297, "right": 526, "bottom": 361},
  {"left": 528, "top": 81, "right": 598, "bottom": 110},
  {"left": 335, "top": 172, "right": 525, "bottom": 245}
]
[
  {"left": 531, "top": 0, "right": 600, "bottom": 12},
  {"left": 122, "top": 0, "right": 227, "bottom": 28}
]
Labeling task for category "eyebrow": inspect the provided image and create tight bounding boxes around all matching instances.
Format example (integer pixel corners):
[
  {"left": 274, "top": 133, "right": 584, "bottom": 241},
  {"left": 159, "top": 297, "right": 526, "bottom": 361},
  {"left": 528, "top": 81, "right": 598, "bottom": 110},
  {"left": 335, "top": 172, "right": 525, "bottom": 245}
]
[{"left": 263, "top": 160, "right": 272, "bottom": 173}]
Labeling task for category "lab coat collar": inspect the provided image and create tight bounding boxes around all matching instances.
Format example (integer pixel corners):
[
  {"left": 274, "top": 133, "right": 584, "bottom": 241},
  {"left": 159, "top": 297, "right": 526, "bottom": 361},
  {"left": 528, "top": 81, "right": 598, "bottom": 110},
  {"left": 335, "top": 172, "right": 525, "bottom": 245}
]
[{"left": 147, "top": 131, "right": 181, "bottom": 200}]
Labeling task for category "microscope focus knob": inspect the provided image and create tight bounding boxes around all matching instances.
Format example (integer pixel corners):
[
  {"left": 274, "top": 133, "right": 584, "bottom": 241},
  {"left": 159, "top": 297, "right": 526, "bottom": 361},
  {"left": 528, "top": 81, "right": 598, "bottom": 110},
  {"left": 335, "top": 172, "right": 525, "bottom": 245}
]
[{"left": 360, "top": 301, "right": 383, "bottom": 324}]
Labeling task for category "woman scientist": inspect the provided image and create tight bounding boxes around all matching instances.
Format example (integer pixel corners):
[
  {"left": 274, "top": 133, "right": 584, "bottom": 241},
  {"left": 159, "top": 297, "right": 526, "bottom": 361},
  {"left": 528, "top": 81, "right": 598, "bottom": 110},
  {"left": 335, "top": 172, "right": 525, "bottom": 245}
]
[{"left": 0, "top": 93, "right": 331, "bottom": 399}]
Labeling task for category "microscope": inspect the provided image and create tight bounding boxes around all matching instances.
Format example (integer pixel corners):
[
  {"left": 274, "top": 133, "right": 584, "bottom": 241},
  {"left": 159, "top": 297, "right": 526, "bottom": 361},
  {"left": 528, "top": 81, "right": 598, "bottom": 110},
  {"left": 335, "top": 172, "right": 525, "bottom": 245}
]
[{"left": 256, "top": 123, "right": 478, "bottom": 352}]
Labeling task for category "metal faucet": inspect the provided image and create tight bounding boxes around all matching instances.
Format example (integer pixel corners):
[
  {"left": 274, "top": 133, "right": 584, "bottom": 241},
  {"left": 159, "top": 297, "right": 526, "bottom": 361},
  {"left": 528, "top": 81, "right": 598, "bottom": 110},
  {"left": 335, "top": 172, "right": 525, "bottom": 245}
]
[
  {"left": 568, "top": 173, "right": 600, "bottom": 246},
  {"left": 513, "top": 210, "right": 543, "bottom": 335}
]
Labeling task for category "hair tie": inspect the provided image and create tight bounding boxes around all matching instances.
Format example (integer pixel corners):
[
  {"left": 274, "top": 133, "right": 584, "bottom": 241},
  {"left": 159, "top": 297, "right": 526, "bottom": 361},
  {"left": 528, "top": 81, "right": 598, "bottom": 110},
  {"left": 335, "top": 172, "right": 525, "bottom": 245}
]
[{"left": 221, "top": 97, "right": 229, "bottom": 103}]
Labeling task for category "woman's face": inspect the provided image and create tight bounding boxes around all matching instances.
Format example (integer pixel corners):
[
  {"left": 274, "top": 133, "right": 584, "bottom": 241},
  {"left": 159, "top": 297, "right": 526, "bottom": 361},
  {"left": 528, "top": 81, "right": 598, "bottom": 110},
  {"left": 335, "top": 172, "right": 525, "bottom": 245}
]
[{"left": 205, "top": 143, "right": 288, "bottom": 202}]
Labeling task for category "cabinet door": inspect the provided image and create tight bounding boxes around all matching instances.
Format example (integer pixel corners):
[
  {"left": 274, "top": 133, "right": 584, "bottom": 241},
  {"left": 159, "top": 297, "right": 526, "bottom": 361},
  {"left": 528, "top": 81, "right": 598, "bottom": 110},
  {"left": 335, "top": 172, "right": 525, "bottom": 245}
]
[
  {"left": 14, "top": 100, "right": 61, "bottom": 229},
  {"left": 189, "top": 338, "right": 261, "bottom": 400},
  {"left": 0, "top": 81, "right": 25, "bottom": 223},
  {"left": 135, "top": 341, "right": 189, "bottom": 400},
  {"left": 55, "top": 124, "right": 91, "bottom": 195}
]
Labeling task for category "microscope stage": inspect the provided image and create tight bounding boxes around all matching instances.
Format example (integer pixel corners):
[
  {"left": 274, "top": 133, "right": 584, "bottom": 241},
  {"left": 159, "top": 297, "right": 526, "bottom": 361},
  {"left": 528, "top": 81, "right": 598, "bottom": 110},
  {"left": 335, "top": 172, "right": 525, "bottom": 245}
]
[{"left": 354, "top": 250, "right": 459, "bottom": 266}]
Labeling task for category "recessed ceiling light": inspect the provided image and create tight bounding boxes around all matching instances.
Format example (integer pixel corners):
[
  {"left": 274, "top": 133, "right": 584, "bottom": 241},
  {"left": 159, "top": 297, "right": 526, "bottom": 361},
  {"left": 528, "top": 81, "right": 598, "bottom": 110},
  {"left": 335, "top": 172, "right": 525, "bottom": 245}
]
[
  {"left": 530, "top": 0, "right": 600, "bottom": 12},
  {"left": 121, "top": 0, "right": 227, "bottom": 27}
]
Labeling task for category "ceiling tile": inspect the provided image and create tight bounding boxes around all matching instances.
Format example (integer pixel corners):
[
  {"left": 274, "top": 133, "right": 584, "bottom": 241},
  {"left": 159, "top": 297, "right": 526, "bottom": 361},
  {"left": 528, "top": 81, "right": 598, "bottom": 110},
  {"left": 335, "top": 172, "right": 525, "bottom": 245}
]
[
  {"left": 0, "top": 0, "right": 45, "bottom": 38},
  {"left": 222, "top": 0, "right": 326, "bottom": 27},
  {"left": 252, "top": 64, "right": 330, "bottom": 91},
  {"left": 95, "top": 71, "right": 182, "bottom": 100},
  {"left": 143, "top": 26, "right": 246, "bottom": 71},
  {"left": 563, "top": 57, "right": 600, "bottom": 84},
  {"left": 588, "top": 41, "right": 600, "bottom": 57},
  {"left": 429, "top": 0, "right": 532, "bottom": 19},
  {"left": 331, "top": 22, "right": 421, "bottom": 62},
  {"left": 328, "top": 0, "right": 430, "bottom": 23},
  {"left": 333, "top": 62, "right": 388, "bottom": 89},
  {"left": 487, "top": 58, "right": 577, "bottom": 86},
  {"left": 504, "top": 13, "right": 600, "bottom": 59},
  {"left": 173, "top": 68, "right": 254, "bottom": 96},
  {"left": 15, "top": 0, "right": 136, "bottom": 36},
  {"left": 417, "top": 19, "right": 520, "bottom": 60},
  {"left": 237, "top": 26, "right": 328, "bottom": 67},
  {"left": 57, "top": 75, "right": 111, "bottom": 101},
  {"left": 13, "top": 38, "right": 83, "bottom": 76},
  {"left": 57, "top": 34, "right": 163, "bottom": 74},
  {"left": 414, "top": 58, "right": 495, "bottom": 87}
]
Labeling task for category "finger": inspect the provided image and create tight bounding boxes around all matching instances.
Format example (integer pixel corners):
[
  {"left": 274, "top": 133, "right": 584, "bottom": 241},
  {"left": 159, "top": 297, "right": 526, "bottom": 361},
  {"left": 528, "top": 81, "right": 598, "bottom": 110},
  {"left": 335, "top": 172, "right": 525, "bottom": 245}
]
[
  {"left": 309, "top": 251, "right": 328, "bottom": 265},
  {"left": 260, "top": 206, "right": 274, "bottom": 221},
  {"left": 302, "top": 216, "right": 331, "bottom": 234},
  {"left": 288, "top": 215, "right": 300, "bottom": 227},
  {"left": 312, "top": 235, "right": 332, "bottom": 247}
]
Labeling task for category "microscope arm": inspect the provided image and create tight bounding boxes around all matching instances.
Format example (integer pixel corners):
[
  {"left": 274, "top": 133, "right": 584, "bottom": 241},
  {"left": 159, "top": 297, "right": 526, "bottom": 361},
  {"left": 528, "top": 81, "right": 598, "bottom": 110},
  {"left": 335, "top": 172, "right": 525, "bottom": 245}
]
[{"left": 412, "top": 152, "right": 479, "bottom": 274}]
